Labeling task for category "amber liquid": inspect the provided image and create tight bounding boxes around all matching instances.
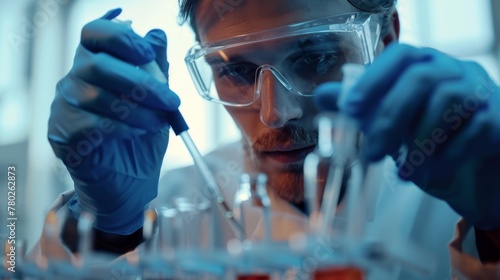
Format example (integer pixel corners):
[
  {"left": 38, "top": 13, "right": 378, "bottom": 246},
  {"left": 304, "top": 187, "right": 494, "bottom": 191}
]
[{"left": 313, "top": 266, "right": 363, "bottom": 280}]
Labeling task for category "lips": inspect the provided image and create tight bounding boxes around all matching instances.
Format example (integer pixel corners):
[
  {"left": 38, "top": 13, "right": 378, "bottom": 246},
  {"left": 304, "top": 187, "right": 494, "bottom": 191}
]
[{"left": 261, "top": 145, "right": 316, "bottom": 164}]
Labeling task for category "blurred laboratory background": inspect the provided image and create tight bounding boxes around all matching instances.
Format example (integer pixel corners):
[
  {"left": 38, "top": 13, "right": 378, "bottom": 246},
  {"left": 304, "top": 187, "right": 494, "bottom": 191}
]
[{"left": 0, "top": 0, "right": 498, "bottom": 250}]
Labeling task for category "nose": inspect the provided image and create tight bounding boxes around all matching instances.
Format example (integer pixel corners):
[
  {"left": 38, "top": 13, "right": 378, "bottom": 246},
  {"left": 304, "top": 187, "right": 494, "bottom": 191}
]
[{"left": 256, "top": 65, "right": 303, "bottom": 128}]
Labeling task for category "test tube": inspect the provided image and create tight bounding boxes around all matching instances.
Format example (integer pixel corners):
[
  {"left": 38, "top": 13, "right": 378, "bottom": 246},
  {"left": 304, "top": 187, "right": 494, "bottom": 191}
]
[
  {"left": 158, "top": 205, "right": 178, "bottom": 260},
  {"left": 174, "top": 197, "right": 204, "bottom": 249},
  {"left": 233, "top": 173, "right": 272, "bottom": 241},
  {"left": 255, "top": 175, "right": 272, "bottom": 242},
  {"left": 336, "top": 64, "right": 368, "bottom": 240},
  {"left": 300, "top": 64, "right": 370, "bottom": 279},
  {"left": 157, "top": 198, "right": 218, "bottom": 279},
  {"left": 77, "top": 211, "right": 95, "bottom": 259},
  {"left": 231, "top": 174, "right": 275, "bottom": 279},
  {"left": 314, "top": 64, "right": 367, "bottom": 238},
  {"left": 303, "top": 113, "right": 337, "bottom": 233},
  {"left": 143, "top": 209, "right": 157, "bottom": 254}
]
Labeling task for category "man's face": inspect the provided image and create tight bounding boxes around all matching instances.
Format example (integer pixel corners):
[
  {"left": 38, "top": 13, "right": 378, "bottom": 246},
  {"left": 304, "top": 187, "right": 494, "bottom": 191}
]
[{"left": 195, "top": 0, "right": 361, "bottom": 203}]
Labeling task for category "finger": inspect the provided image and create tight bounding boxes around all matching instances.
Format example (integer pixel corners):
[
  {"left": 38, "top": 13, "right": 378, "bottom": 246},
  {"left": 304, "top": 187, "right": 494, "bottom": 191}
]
[
  {"left": 411, "top": 78, "right": 474, "bottom": 166},
  {"left": 407, "top": 62, "right": 498, "bottom": 176},
  {"left": 144, "top": 29, "right": 169, "bottom": 84},
  {"left": 48, "top": 98, "right": 149, "bottom": 169},
  {"left": 341, "top": 44, "right": 432, "bottom": 120},
  {"left": 72, "top": 46, "right": 180, "bottom": 112},
  {"left": 439, "top": 105, "right": 495, "bottom": 165},
  {"left": 439, "top": 62, "right": 500, "bottom": 161},
  {"left": 397, "top": 82, "right": 464, "bottom": 184},
  {"left": 57, "top": 76, "right": 170, "bottom": 132},
  {"left": 81, "top": 18, "right": 156, "bottom": 65},
  {"left": 131, "top": 128, "right": 170, "bottom": 170},
  {"left": 363, "top": 51, "right": 462, "bottom": 161},
  {"left": 313, "top": 82, "right": 341, "bottom": 111},
  {"left": 100, "top": 8, "right": 122, "bottom": 20}
]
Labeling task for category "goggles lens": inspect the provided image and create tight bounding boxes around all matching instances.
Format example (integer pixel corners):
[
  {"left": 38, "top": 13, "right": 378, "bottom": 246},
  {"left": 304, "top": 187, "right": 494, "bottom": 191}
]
[{"left": 185, "top": 13, "right": 382, "bottom": 106}]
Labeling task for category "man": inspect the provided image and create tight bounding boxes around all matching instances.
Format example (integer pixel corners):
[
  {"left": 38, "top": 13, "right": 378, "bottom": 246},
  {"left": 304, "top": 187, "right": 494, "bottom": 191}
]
[{"left": 27, "top": 0, "right": 500, "bottom": 279}]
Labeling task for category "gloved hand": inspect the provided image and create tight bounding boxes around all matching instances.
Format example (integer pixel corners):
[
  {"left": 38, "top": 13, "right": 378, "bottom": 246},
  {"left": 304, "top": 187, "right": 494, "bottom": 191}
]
[
  {"left": 48, "top": 8, "right": 180, "bottom": 235},
  {"left": 314, "top": 43, "right": 500, "bottom": 230}
]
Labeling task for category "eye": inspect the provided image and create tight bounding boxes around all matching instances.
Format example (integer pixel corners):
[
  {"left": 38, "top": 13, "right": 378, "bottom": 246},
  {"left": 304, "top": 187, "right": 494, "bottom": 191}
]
[
  {"left": 292, "top": 52, "right": 339, "bottom": 75},
  {"left": 216, "top": 62, "right": 258, "bottom": 85},
  {"left": 303, "top": 53, "right": 328, "bottom": 64}
]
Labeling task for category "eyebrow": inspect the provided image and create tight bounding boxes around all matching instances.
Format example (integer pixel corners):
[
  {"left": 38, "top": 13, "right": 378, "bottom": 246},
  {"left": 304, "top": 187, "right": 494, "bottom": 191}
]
[
  {"left": 205, "top": 54, "right": 247, "bottom": 65},
  {"left": 293, "top": 33, "right": 343, "bottom": 51},
  {"left": 205, "top": 33, "right": 344, "bottom": 65}
]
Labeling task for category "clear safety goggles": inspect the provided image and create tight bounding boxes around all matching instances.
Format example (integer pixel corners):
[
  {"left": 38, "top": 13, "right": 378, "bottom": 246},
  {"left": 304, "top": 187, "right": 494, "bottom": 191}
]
[{"left": 185, "top": 12, "right": 382, "bottom": 107}]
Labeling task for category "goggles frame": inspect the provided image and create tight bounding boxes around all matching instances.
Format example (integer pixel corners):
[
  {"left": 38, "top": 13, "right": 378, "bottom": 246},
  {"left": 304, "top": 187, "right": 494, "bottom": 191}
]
[{"left": 185, "top": 12, "right": 383, "bottom": 107}]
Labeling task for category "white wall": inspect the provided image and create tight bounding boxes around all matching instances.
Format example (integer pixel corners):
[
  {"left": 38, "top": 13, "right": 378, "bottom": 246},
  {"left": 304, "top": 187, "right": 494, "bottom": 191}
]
[{"left": 397, "top": 0, "right": 499, "bottom": 81}]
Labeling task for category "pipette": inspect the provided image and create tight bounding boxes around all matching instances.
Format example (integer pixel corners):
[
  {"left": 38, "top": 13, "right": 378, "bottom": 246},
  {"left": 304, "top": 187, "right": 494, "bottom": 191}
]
[
  {"left": 110, "top": 18, "right": 243, "bottom": 236},
  {"left": 140, "top": 61, "right": 244, "bottom": 238}
]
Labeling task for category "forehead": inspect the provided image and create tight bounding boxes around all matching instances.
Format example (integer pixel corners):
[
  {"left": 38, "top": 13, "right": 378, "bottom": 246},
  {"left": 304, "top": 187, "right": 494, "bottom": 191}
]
[{"left": 196, "top": 0, "right": 359, "bottom": 44}]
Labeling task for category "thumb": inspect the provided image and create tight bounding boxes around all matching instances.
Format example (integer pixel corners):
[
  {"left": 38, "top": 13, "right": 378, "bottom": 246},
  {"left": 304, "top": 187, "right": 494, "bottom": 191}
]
[
  {"left": 100, "top": 8, "right": 122, "bottom": 20},
  {"left": 144, "top": 29, "right": 169, "bottom": 84},
  {"left": 313, "top": 82, "right": 341, "bottom": 112}
]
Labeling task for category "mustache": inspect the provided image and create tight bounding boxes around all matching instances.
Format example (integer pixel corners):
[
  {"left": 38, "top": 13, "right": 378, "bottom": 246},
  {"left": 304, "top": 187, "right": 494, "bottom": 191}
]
[{"left": 252, "top": 125, "right": 318, "bottom": 151}]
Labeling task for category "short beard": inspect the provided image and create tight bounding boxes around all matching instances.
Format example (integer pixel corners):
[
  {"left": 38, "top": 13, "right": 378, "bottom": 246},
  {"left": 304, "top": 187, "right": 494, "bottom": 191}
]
[
  {"left": 243, "top": 124, "right": 318, "bottom": 204},
  {"left": 252, "top": 125, "right": 318, "bottom": 152},
  {"left": 268, "top": 171, "right": 305, "bottom": 203}
]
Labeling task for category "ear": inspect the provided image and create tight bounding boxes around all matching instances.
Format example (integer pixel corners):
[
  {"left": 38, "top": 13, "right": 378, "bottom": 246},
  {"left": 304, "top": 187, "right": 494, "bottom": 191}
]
[{"left": 382, "top": 10, "right": 400, "bottom": 46}]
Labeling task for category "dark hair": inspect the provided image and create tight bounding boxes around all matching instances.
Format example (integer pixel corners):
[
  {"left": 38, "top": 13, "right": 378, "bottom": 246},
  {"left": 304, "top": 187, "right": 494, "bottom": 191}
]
[
  {"left": 178, "top": 0, "right": 200, "bottom": 38},
  {"left": 178, "top": 0, "right": 397, "bottom": 40}
]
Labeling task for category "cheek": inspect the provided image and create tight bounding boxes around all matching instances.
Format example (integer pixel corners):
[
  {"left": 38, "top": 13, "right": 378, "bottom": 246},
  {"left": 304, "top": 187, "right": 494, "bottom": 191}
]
[{"left": 225, "top": 107, "right": 261, "bottom": 141}]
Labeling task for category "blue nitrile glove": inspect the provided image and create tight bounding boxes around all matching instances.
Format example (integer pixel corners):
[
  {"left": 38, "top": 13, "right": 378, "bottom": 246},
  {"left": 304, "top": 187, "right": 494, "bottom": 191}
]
[
  {"left": 314, "top": 43, "right": 500, "bottom": 230},
  {"left": 48, "top": 8, "right": 180, "bottom": 235}
]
